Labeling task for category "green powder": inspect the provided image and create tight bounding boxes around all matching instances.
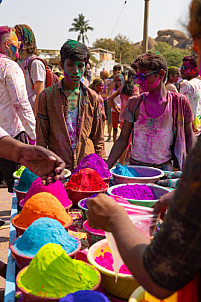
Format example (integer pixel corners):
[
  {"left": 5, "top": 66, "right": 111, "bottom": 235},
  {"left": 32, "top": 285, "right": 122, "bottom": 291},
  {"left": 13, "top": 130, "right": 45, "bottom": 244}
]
[{"left": 17, "top": 243, "right": 99, "bottom": 299}]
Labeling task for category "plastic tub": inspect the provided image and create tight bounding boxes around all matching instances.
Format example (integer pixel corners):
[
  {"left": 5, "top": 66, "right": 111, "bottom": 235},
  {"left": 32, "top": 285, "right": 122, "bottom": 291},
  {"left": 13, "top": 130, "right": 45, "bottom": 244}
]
[
  {"left": 83, "top": 220, "right": 105, "bottom": 246},
  {"left": 107, "top": 183, "right": 170, "bottom": 207},
  {"left": 110, "top": 165, "right": 164, "bottom": 185}
]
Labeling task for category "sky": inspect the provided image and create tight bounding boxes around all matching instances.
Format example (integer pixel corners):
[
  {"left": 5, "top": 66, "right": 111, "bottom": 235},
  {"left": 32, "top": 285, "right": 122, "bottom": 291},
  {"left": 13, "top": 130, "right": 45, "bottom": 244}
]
[{"left": 0, "top": 0, "right": 193, "bottom": 50}]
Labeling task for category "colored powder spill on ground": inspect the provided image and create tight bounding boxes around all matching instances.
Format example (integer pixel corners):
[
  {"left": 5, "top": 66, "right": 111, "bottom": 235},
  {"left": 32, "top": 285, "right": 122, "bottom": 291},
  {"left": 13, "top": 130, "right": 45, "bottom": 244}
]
[
  {"left": 72, "top": 153, "right": 111, "bottom": 178},
  {"left": 59, "top": 290, "right": 110, "bottom": 302},
  {"left": 65, "top": 168, "right": 108, "bottom": 191},
  {"left": 15, "top": 167, "right": 38, "bottom": 192},
  {"left": 95, "top": 252, "right": 131, "bottom": 275},
  {"left": 113, "top": 164, "right": 140, "bottom": 177},
  {"left": 13, "top": 218, "right": 78, "bottom": 258},
  {"left": 80, "top": 194, "right": 130, "bottom": 210},
  {"left": 15, "top": 166, "right": 25, "bottom": 177},
  {"left": 13, "top": 192, "right": 72, "bottom": 228},
  {"left": 111, "top": 184, "right": 157, "bottom": 200},
  {"left": 17, "top": 243, "right": 100, "bottom": 298},
  {"left": 20, "top": 178, "right": 72, "bottom": 208}
]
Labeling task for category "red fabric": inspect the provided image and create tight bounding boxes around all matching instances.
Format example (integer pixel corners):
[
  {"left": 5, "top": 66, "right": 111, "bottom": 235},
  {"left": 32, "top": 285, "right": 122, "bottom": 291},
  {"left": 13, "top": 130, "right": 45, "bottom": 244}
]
[{"left": 177, "top": 274, "right": 198, "bottom": 302}]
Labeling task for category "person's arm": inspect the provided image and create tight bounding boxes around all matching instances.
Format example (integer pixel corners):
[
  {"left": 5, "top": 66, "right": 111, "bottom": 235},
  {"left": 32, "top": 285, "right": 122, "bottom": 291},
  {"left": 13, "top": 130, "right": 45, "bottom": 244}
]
[
  {"left": 6, "top": 62, "right": 36, "bottom": 140},
  {"left": 106, "top": 120, "right": 133, "bottom": 169},
  {"left": 33, "top": 81, "right": 45, "bottom": 116},
  {"left": 87, "top": 194, "right": 174, "bottom": 298},
  {"left": 152, "top": 190, "right": 175, "bottom": 216},
  {"left": 108, "top": 88, "right": 121, "bottom": 111},
  {"left": 184, "top": 122, "right": 196, "bottom": 153},
  {"left": 36, "top": 91, "right": 49, "bottom": 149},
  {"left": 0, "top": 135, "right": 65, "bottom": 182}
]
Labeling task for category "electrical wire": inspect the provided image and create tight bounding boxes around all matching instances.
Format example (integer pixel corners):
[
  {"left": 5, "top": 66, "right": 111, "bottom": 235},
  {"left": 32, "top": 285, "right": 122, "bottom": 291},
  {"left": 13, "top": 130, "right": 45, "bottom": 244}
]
[{"left": 109, "top": 0, "right": 127, "bottom": 38}]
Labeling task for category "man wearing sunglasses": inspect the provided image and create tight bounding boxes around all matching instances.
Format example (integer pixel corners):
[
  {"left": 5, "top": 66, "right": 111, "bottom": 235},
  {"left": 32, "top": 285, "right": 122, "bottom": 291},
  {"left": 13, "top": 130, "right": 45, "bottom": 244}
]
[
  {"left": 180, "top": 56, "right": 201, "bottom": 134},
  {"left": 107, "top": 53, "right": 195, "bottom": 171}
]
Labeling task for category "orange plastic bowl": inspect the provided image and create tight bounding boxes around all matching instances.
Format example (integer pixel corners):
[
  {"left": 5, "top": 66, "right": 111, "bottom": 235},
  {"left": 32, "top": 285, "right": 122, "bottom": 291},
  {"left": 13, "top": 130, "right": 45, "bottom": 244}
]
[
  {"left": 16, "top": 264, "right": 101, "bottom": 302},
  {"left": 10, "top": 236, "right": 81, "bottom": 269},
  {"left": 12, "top": 214, "right": 73, "bottom": 237}
]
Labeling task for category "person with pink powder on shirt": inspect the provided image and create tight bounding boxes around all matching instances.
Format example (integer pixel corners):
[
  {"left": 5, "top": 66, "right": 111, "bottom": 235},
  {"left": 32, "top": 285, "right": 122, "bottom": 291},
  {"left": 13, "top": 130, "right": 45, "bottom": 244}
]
[{"left": 107, "top": 53, "right": 195, "bottom": 171}]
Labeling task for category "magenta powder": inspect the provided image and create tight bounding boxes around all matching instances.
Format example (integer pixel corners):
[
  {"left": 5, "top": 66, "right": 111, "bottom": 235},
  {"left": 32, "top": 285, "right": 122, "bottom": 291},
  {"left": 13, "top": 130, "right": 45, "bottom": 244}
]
[
  {"left": 95, "top": 252, "right": 131, "bottom": 275},
  {"left": 20, "top": 178, "right": 72, "bottom": 208},
  {"left": 111, "top": 184, "right": 157, "bottom": 200},
  {"left": 72, "top": 154, "right": 111, "bottom": 178}
]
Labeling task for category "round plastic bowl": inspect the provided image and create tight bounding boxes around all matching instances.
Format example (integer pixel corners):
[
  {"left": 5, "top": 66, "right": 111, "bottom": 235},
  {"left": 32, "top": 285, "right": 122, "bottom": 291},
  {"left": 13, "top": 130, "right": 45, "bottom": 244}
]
[
  {"left": 19, "top": 199, "right": 72, "bottom": 214},
  {"left": 13, "top": 187, "right": 27, "bottom": 203},
  {"left": 65, "top": 186, "right": 108, "bottom": 207},
  {"left": 102, "top": 175, "right": 112, "bottom": 184},
  {"left": 10, "top": 236, "right": 81, "bottom": 269},
  {"left": 12, "top": 214, "right": 73, "bottom": 237},
  {"left": 83, "top": 220, "right": 105, "bottom": 246},
  {"left": 107, "top": 183, "right": 170, "bottom": 207},
  {"left": 87, "top": 239, "right": 139, "bottom": 300},
  {"left": 110, "top": 165, "right": 164, "bottom": 185},
  {"left": 16, "top": 264, "right": 101, "bottom": 302},
  {"left": 78, "top": 198, "right": 88, "bottom": 221}
]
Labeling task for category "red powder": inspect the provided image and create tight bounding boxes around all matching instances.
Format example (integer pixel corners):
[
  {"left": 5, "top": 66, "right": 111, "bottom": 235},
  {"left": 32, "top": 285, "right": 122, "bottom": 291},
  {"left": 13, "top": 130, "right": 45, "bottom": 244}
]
[
  {"left": 95, "top": 252, "right": 131, "bottom": 275},
  {"left": 65, "top": 168, "right": 108, "bottom": 191}
]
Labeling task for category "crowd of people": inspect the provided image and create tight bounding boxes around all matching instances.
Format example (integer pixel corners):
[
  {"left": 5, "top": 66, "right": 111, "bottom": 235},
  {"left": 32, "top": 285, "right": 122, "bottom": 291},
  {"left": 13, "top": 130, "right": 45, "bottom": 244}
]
[{"left": 1, "top": 0, "right": 201, "bottom": 299}]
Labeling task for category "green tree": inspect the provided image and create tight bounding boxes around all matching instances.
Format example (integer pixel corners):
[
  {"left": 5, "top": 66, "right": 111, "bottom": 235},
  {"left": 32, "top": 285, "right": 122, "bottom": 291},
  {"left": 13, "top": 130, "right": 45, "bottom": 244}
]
[
  {"left": 69, "top": 13, "right": 94, "bottom": 44},
  {"left": 153, "top": 42, "right": 191, "bottom": 67}
]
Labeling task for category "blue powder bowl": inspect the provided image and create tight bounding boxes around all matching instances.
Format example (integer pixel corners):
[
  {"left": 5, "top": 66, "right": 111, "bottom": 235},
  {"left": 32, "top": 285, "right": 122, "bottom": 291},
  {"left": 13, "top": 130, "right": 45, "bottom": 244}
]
[{"left": 11, "top": 217, "right": 81, "bottom": 269}]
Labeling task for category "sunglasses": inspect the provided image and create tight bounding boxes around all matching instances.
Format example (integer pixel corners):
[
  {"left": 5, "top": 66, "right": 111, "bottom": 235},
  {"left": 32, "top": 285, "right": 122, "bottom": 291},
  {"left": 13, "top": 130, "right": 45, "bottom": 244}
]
[
  {"left": 180, "top": 66, "right": 193, "bottom": 71},
  {"left": 133, "top": 70, "right": 159, "bottom": 82}
]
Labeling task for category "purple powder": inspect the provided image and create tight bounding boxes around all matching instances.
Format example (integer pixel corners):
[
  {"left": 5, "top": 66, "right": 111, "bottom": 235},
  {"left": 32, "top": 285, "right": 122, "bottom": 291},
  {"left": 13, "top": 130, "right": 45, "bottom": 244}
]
[
  {"left": 59, "top": 291, "right": 110, "bottom": 302},
  {"left": 72, "top": 154, "right": 111, "bottom": 178},
  {"left": 111, "top": 184, "right": 157, "bottom": 200}
]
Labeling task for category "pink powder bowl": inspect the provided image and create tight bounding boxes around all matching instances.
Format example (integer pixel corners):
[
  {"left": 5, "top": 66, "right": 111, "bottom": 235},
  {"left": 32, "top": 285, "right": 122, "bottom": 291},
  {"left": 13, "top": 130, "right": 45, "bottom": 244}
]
[{"left": 19, "top": 178, "right": 72, "bottom": 211}]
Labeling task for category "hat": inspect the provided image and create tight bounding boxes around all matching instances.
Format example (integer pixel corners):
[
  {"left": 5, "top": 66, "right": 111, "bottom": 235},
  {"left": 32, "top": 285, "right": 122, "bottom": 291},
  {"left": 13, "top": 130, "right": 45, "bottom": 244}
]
[
  {"left": 52, "top": 67, "right": 61, "bottom": 74},
  {"left": 113, "top": 64, "right": 121, "bottom": 71}
]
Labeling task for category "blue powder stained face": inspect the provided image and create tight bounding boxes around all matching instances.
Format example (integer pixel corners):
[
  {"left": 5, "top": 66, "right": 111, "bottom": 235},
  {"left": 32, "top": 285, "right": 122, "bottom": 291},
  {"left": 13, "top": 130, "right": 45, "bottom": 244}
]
[
  {"left": 13, "top": 217, "right": 79, "bottom": 258},
  {"left": 59, "top": 290, "right": 110, "bottom": 302},
  {"left": 113, "top": 164, "right": 140, "bottom": 177},
  {"left": 14, "top": 167, "right": 38, "bottom": 192}
]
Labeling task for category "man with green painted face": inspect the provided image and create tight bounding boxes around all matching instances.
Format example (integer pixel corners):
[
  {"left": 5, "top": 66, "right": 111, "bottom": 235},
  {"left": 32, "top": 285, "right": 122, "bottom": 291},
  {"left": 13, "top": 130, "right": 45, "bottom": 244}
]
[{"left": 36, "top": 40, "right": 106, "bottom": 171}]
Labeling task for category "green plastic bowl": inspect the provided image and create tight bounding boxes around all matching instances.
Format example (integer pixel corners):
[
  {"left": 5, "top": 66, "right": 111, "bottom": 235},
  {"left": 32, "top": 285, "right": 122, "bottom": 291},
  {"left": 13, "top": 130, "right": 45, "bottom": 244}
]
[{"left": 107, "top": 183, "right": 170, "bottom": 207}]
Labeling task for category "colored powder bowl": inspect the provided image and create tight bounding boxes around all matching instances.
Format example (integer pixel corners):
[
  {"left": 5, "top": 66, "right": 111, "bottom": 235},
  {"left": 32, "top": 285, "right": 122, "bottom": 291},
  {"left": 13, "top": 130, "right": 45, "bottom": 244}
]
[
  {"left": 95, "top": 252, "right": 131, "bottom": 275},
  {"left": 16, "top": 243, "right": 101, "bottom": 300},
  {"left": 83, "top": 220, "right": 105, "bottom": 246},
  {"left": 20, "top": 178, "right": 72, "bottom": 210},
  {"left": 14, "top": 167, "right": 38, "bottom": 192},
  {"left": 12, "top": 192, "right": 73, "bottom": 234},
  {"left": 113, "top": 164, "right": 140, "bottom": 177},
  {"left": 59, "top": 290, "right": 110, "bottom": 302},
  {"left": 111, "top": 184, "right": 157, "bottom": 200},
  {"left": 11, "top": 218, "right": 80, "bottom": 261},
  {"left": 65, "top": 168, "right": 108, "bottom": 191},
  {"left": 14, "top": 166, "right": 26, "bottom": 178},
  {"left": 72, "top": 153, "right": 111, "bottom": 178}
]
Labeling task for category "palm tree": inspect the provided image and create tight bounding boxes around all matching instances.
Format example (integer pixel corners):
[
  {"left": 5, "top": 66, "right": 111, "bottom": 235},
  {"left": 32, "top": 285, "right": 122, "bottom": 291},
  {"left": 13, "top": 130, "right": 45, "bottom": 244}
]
[{"left": 69, "top": 13, "right": 94, "bottom": 45}]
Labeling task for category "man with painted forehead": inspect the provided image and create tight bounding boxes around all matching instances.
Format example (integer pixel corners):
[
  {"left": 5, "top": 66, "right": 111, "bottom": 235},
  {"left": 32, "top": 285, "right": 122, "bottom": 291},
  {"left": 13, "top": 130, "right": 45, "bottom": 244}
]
[
  {"left": 36, "top": 40, "right": 106, "bottom": 171},
  {"left": 107, "top": 53, "right": 195, "bottom": 171}
]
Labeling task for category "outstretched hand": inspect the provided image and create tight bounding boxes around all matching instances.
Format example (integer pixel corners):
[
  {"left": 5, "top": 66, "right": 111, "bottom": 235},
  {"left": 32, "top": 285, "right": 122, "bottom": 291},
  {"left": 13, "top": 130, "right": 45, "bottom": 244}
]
[
  {"left": 20, "top": 145, "right": 65, "bottom": 184},
  {"left": 152, "top": 190, "right": 175, "bottom": 218}
]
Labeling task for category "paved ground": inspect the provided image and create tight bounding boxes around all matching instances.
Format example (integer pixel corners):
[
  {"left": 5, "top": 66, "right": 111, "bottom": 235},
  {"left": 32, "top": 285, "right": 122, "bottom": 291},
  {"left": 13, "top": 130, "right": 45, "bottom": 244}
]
[{"left": 0, "top": 130, "right": 115, "bottom": 300}]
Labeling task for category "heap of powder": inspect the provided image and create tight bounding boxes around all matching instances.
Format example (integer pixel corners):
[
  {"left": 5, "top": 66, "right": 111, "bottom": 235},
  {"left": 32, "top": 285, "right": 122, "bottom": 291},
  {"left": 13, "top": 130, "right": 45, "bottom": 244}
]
[
  {"left": 113, "top": 164, "right": 140, "bottom": 177},
  {"left": 13, "top": 218, "right": 78, "bottom": 258},
  {"left": 17, "top": 243, "right": 100, "bottom": 299},
  {"left": 80, "top": 194, "right": 130, "bottom": 210},
  {"left": 95, "top": 252, "right": 131, "bottom": 275},
  {"left": 20, "top": 178, "right": 72, "bottom": 208},
  {"left": 13, "top": 192, "right": 72, "bottom": 228},
  {"left": 111, "top": 184, "right": 157, "bottom": 200},
  {"left": 59, "top": 291, "right": 110, "bottom": 302},
  {"left": 65, "top": 168, "right": 108, "bottom": 191},
  {"left": 14, "top": 167, "right": 38, "bottom": 192},
  {"left": 83, "top": 220, "right": 105, "bottom": 236},
  {"left": 72, "top": 153, "right": 111, "bottom": 178},
  {"left": 15, "top": 166, "right": 25, "bottom": 177}
]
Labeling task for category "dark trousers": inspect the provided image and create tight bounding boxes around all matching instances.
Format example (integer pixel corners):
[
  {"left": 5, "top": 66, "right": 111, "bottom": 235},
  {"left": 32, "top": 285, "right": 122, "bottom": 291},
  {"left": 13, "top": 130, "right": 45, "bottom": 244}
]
[{"left": 0, "top": 131, "right": 29, "bottom": 192}]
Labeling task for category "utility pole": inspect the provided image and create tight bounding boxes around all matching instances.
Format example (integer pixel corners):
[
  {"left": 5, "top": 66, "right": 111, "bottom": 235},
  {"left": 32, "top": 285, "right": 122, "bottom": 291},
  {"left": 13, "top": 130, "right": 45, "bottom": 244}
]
[{"left": 142, "top": 0, "right": 150, "bottom": 53}]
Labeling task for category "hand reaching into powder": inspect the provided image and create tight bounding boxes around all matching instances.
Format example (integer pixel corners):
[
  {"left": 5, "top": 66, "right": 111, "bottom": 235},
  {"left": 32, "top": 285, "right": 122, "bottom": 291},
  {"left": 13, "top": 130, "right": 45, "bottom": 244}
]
[
  {"left": 152, "top": 190, "right": 175, "bottom": 219},
  {"left": 87, "top": 193, "right": 128, "bottom": 232}
]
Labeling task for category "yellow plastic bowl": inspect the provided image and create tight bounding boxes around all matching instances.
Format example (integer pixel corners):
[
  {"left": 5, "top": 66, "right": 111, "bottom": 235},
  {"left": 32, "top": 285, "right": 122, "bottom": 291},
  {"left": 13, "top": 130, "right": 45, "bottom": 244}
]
[
  {"left": 87, "top": 239, "right": 139, "bottom": 300},
  {"left": 129, "top": 286, "right": 178, "bottom": 302}
]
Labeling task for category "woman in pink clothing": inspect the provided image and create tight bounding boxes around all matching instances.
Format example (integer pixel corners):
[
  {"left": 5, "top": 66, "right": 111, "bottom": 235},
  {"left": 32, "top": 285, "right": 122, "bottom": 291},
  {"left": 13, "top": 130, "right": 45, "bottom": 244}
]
[
  {"left": 108, "top": 70, "right": 139, "bottom": 163},
  {"left": 91, "top": 79, "right": 106, "bottom": 129}
]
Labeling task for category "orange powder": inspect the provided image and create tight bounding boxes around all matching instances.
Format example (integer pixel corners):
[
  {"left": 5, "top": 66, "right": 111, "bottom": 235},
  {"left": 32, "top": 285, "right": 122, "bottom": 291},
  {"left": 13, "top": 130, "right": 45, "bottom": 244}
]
[{"left": 13, "top": 192, "right": 72, "bottom": 228}]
